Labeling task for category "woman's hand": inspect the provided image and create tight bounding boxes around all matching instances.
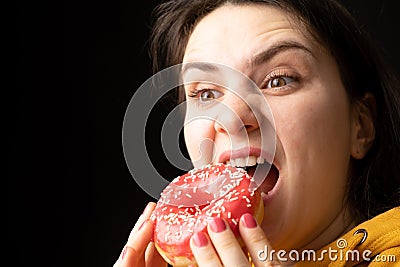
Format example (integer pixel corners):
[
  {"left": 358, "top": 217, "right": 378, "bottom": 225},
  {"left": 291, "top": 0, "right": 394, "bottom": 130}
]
[
  {"left": 190, "top": 213, "right": 283, "bottom": 267},
  {"left": 113, "top": 202, "right": 167, "bottom": 267}
]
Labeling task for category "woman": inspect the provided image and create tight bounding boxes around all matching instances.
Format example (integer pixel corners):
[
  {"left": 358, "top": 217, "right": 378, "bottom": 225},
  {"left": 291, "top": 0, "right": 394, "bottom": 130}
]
[{"left": 115, "top": 0, "right": 400, "bottom": 266}]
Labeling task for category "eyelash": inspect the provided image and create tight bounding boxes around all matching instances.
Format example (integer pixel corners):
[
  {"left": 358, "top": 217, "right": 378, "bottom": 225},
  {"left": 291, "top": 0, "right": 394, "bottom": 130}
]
[
  {"left": 261, "top": 69, "right": 298, "bottom": 92},
  {"left": 187, "top": 88, "right": 204, "bottom": 98},
  {"left": 187, "top": 87, "right": 223, "bottom": 107}
]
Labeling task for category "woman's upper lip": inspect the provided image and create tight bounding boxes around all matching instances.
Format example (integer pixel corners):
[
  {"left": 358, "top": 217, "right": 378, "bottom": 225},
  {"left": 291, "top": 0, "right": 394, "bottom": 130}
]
[{"left": 218, "top": 147, "right": 275, "bottom": 166}]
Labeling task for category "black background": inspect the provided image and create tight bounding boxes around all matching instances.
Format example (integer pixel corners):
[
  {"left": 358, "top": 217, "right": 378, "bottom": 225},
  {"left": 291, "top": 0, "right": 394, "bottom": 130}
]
[{"left": 11, "top": 0, "right": 400, "bottom": 266}]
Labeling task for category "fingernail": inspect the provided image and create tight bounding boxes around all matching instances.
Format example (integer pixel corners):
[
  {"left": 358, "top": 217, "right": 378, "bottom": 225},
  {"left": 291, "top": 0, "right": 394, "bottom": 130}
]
[
  {"left": 210, "top": 217, "right": 226, "bottom": 233},
  {"left": 193, "top": 231, "right": 208, "bottom": 247},
  {"left": 142, "top": 203, "right": 152, "bottom": 214},
  {"left": 138, "top": 219, "right": 149, "bottom": 231},
  {"left": 241, "top": 213, "right": 257, "bottom": 228},
  {"left": 121, "top": 246, "right": 127, "bottom": 260}
]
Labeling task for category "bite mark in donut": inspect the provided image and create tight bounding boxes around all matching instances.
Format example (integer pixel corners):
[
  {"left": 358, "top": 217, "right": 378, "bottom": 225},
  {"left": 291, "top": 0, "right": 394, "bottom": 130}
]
[{"left": 150, "top": 163, "right": 264, "bottom": 266}]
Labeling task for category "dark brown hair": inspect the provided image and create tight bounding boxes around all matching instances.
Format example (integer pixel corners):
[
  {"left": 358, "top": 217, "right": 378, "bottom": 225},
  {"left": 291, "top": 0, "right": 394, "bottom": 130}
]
[{"left": 149, "top": 0, "right": 400, "bottom": 223}]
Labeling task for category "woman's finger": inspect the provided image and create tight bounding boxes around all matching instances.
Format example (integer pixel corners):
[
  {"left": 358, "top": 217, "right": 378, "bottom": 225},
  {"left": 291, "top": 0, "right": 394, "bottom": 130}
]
[
  {"left": 114, "top": 202, "right": 157, "bottom": 267},
  {"left": 207, "top": 217, "right": 251, "bottom": 267},
  {"left": 239, "top": 213, "right": 282, "bottom": 266},
  {"left": 145, "top": 242, "right": 168, "bottom": 267},
  {"left": 127, "top": 219, "right": 153, "bottom": 255},
  {"left": 116, "top": 219, "right": 153, "bottom": 267},
  {"left": 117, "top": 246, "right": 139, "bottom": 267},
  {"left": 190, "top": 230, "right": 223, "bottom": 267},
  {"left": 131, "top": 202, "right": 156, "bottom": 234}
]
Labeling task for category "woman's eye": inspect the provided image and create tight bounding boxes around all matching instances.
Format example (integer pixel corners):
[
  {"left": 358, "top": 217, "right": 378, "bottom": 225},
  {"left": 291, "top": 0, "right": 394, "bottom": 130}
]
[
  {"left": 200, "top": 90, "right": 215, "bottom": 101},
  {"left": 267, "top": 76, "right": 294, "bottom": 88},
  {"left": 198, "top": 89, "right": 222, "bottom": 102}
]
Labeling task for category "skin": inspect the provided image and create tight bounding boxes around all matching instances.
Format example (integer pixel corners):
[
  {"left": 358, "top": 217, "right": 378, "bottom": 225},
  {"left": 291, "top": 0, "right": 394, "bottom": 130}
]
[{"left": 115, "top": 3, "right": 375, "bottom": 267}]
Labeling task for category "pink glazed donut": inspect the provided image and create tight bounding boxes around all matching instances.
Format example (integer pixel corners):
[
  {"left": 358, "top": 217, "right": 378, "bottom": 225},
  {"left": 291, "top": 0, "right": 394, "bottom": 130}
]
[{"left": 151, "top": 163, "right": 264, "bottom": 266}]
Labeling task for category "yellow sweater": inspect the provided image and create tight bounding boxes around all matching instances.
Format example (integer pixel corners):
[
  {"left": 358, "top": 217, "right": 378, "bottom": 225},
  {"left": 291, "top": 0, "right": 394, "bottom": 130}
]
[{"left": 296, "top": 207, "right": 400, "bottom": 266}]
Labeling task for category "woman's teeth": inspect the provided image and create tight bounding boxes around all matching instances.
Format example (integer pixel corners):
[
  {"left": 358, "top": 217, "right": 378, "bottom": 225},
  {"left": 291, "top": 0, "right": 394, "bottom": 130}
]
[{"left": 225, "top": 156, "right": 266, "bottom": 167}]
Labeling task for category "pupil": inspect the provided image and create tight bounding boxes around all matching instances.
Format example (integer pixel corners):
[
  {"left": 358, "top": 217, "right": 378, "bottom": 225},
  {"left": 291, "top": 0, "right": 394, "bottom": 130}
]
[
  {"left": 272, "top": 77, "right": 286, "bottom": 87},
  {"left": 201, "top": 91, "right": 214, "bottom": 101}
]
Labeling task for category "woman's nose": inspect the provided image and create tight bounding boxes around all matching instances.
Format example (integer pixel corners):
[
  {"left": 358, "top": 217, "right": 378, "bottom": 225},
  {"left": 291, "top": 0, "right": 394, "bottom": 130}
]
[{"left": 214, "top": 94, "right": 259, "bottom": 136}]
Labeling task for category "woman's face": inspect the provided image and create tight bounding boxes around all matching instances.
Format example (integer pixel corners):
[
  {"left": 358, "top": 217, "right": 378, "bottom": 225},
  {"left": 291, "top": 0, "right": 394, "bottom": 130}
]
[{"left": 182, "top": 4, "right": 354, "bottom": 250}]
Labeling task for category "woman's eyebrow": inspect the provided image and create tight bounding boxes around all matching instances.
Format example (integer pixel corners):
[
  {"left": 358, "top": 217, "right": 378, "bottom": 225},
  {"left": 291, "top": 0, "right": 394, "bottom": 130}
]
[
  {"left": 181, "top": 62, "right": 220, "bottom": 75},
  {"left": 181, "top": 41, "right": 313, "bottom": 75},
  {"left": 249, "top": 40, "right": 314, "bottom": 68}
]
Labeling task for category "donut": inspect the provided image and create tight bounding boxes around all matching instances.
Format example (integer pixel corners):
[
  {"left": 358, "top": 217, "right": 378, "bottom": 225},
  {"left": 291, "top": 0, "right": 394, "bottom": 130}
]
[{"left": 150, "top": 163, "right": 264, "bottom": 266}]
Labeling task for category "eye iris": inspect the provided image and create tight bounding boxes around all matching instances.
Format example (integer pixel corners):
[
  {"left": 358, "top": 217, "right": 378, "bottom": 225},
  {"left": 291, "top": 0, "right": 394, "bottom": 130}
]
[
  {"left": 200, "top": 91, "right": 215, "bottom": 101},
  {"left": 271, "top": 77, "right": 287, "bottom": 87}
]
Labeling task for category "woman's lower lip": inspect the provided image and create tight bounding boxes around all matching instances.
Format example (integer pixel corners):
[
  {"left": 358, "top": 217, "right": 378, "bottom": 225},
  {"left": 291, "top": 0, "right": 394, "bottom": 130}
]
[
  {"left": 261, "top": 191, "right": 268, "bottom": 202},
  {"left": 261, "top": 188, "right": 274, "bottom": 206}
]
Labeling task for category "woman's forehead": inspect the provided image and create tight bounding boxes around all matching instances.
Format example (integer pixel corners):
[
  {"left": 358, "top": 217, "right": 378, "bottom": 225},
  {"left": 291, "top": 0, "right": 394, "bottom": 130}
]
[{"left": 183, "top": 4, "right": 322, "bottom": 68}]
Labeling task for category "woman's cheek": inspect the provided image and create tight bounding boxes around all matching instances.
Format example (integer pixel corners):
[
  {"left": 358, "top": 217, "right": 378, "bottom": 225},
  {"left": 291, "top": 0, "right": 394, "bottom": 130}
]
[{"left": 271, "top": 83, "right": 350, "bottom": 191}]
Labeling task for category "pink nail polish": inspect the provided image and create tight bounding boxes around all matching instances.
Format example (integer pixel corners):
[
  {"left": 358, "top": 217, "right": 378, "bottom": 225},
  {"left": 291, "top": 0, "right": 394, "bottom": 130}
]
[
  {"left": 210, "top": 217, "right": 226, "bottom": 233},
  {"left": 142, "top": 203, "right": 151, "bottom": 214},
  {"left": 241, "top": 213, "right": 257, "bottom": 228},
  {"left": 193, "top": 231, "right": 208, "bottom": 247},
  {"left": 138, "top": 219, "right": 148, "bottom": 231},
  {"left": 121, "top": 246, "right": 127, "bottom": 260}
]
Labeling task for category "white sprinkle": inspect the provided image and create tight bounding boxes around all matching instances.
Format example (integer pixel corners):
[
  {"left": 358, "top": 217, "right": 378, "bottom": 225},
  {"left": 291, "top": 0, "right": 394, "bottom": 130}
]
[
  {"left": 165, "top": 189, "right": 173, "bottom": 195},
  {"left": 175, "top": 231, "right": 182, "bottom": 239},
  {"left": 222, "top": 177, "right": 227, "bottom": 185},
  {"left": 227, "top": 212, "right": 231, "bottom": 219},
  {"left": 165, "top": 232, "right": 170, "bottom": 242},
  {"left": 186, "top": 193, "right": 192, "bottom": 198}
]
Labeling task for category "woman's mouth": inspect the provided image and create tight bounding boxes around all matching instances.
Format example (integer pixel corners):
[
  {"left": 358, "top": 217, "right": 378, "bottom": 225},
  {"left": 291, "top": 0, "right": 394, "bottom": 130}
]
[
  {"left": 253, "top": 163, "right": 279, "bottom": 202},
  {"left": 223, "top": 157, "right": 280, "bottom": 204}
]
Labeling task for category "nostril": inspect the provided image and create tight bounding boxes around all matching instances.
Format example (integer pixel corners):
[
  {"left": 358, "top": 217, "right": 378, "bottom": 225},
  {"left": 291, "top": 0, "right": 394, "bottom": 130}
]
[
  {"left": 214, "top": 122, "right": 228, "bottom": 134},
  {"left": 243, "top": 124, "right": 258, "bottom": 133}
]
